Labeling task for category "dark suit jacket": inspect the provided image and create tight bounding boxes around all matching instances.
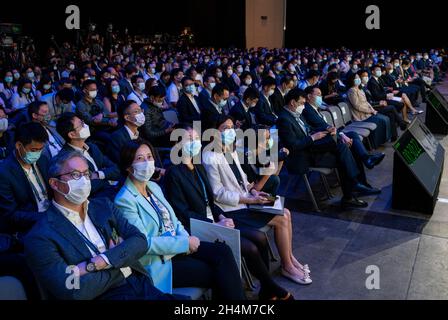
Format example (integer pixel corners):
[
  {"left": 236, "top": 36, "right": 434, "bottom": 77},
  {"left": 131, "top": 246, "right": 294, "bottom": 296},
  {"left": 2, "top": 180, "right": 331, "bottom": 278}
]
[
  {"left": 119, "top": 78, "right": 133, "bottom": 99},
  {"left": 0, "top": 152, "right": 50, "bottom": 234},
  {"left": 367, "top": 77, "right": 388, "bottom": 101},
  {"left": 229, "top": 102, "right": 254, "bottom": 131},
  {"left": 164, "top": 164, "right": 219, "bottom": 232},
  {"left": 176, "top": 93, "right": 202, "bottom": 125},
  {"left": 277, "top": 109, "right": 327, "bottom": 175},
  {"left": 24, "top": 198, "right": 150, "bottom": 300},
  {"left": 254, "top": 94, "right": 277, "bottom": 126},
  {"left": 106, "top": 126, "right": 131, "bottom": 164},
  {"left": 198, "top": 88, "right": 211, "bottom": 108},
  {"left": 269, "top": 87, "right": 286, "bottom": 116},
  {"left": 302, "top": 103, "right": 329, "bottom": 129},
  {"left": 60, "top": 142, "right": 121, "bottom": 195},
  {"left": 200, "top": 99, "right": 223, "bottom": 131}
]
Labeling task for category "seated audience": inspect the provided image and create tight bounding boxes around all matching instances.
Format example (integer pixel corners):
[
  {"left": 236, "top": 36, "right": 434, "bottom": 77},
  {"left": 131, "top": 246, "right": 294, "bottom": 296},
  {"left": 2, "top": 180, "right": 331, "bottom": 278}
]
[{"left": 177, "top": 77, "right": 202, "bottom": 125}]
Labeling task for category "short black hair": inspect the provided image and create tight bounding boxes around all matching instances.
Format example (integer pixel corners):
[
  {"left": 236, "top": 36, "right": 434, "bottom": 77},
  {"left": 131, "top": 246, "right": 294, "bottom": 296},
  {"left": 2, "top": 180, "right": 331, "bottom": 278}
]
[
  {"left": 304, "top": 85, "right": 319, "bottom": 96},
  {"left": 82, "top": 79, "right": 97, "bottom": 90},
  {"left": 214, "top": 114, "right": 235, "bottom": 129},
  {"left": 181, "top": 76, "right": 194, "bottom": 87},
  {"left": 261, "top": 77, "right": 276, "bottom": 88},
  {"left": 125, "top": 65, "right": 138, "bottom": 76},
  {"left": 15, "top": 122, "right": 48, "bottom": 146},
  {"left": 148, "top": 85, "right": 166, "bottom": 99},
  {"left": 285, "top": 88, "right": 306, "bottom": 105},
  {"left": 131, "top": 74, "right": 143, "bottom": 84},
  {"left": 56, "top": 88, "right": 75, "bottom": 102},
  {"left": 117, "top": 100, "right": 137, "bottom": 121},
  {"left": 211, "top": 83, "right": 229, "bottom": 97},
  {"left": 280, "top": 75, "right": 294, "bottom": 85},
  {"left": 305, "top": 70, "right": 320, "bottom": 80},
  {"left": 27, "top": 101, "right": 48, "bottom": 119},
  {"left": 243, "top": 87, "right": 259, "bottom": 101},
  {"left": 56, "top": 112, "right": 77, "bottom": 142}
]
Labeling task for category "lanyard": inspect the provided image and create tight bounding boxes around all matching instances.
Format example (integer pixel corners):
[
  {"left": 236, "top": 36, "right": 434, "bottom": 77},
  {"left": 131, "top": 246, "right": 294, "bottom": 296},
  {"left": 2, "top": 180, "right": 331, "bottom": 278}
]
[
  {"left": 132, "top": 90, "right": 144, "bottom": 104},
  {"left": 24, "top": 165, "right": 47, "bottom": 203},
  {"left": 144, "top": 192, "right": 164, "bottom": 235},
  {"left": 194, "top": 167, "right": 209, "bottom": 207},
  {"left": 72, "top": 223, "right": 106, "bottom": 256}
]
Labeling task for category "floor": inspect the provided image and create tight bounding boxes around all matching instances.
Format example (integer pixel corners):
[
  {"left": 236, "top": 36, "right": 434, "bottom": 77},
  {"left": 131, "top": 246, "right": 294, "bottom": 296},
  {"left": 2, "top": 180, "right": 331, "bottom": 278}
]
[{"left": 260, "top": 80, "right": 448, "bottom": 300}]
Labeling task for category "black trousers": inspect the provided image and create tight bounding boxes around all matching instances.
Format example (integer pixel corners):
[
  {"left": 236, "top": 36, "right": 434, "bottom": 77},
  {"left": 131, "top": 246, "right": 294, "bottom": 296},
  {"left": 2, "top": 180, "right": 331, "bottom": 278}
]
[
  {"left": 377, "top": 105, "right": 403, "bottom": 140},
  {"left": 343, "top": 132, "right": 369, "bottom": 186},
  {"left": 97, "top": 272, "right": 179, "bottom": 300},
  {"left": 172, "top": 241, "right": 246, "bottom": 300}
]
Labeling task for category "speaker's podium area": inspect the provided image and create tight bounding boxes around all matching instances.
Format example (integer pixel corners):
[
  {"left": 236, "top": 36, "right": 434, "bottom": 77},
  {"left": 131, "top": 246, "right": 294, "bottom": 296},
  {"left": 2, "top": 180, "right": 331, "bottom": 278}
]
[{"left": 273, "top": 80, "right": 448, "bottom": 300}]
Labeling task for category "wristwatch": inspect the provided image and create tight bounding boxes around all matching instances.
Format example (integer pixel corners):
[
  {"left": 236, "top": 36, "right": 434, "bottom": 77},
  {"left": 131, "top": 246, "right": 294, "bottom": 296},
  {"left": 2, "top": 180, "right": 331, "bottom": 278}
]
[{"left": 86, "top": 259, "right": 97, "bottom": 273}]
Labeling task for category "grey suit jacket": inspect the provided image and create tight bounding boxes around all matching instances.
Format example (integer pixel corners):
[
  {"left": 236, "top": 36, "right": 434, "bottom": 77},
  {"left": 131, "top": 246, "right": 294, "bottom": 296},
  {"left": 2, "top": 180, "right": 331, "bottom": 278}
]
[{"left": 24, "top": 198, "right": 149, "bottom": 300}]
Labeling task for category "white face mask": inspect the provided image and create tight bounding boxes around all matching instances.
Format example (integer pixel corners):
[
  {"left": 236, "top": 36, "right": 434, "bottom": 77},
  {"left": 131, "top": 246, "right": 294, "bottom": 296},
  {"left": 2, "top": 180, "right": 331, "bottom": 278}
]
[
  {"left": 132, "top": 112, "right": 146, "bottom": 127},
  {"left": 88, "top": 90, "right": 97, "bottom": 99},
  {"left": 56, "top": 176, "right": 91, "bottom": 205},
  {"left": 0, "top": 118, "right": 8, "bottom": 132},
  {"left": 267, "top": 89, "right": 275, "bottom": 96},
  {"left": 245, "top": 79, "right": 252, "bottom": 86},
  {"left": 78, "top": 123, "right": 91, "bottom": 139},
  {"left": 295, "top": 104, "right": 305, "bottom": 115},
  {"left": 132, "top": 160, "right": 155, "bottom": 182}
]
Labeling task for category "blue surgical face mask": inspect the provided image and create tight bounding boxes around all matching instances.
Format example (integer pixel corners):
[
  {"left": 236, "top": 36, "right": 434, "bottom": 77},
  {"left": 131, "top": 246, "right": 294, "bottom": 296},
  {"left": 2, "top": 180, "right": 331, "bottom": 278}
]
[
  {"left": 315, "top": 95, "right": 323, "bottom": 107},
  {"left": 20, "top": 145, "right": 42, "bottom": 164},
  {"left": 111, "top": 85, "right": 120, "bottom": 94},
  {"left": 374, "top": 70, "right": 382, "bottom": 78},
  {"left": 218, "top": 99, "right": 227, "bottom": 108},
  {"left": 22, "top": 87, "right": 31, "bottom": 94},
  {"left": 221, "top": 129, "right": 236, "bottom": 146},
  {"left": 182, "top": 140, "right": 202, "bottom": 157},
  {"left": 4, "top": 76, "right": 13, "bottom": 83},
  {"left": 185, "top": 84, "right": 196, "bottom": 95},
  {"left": 354, "top": 78, "right": 362, "bottom": 86}
]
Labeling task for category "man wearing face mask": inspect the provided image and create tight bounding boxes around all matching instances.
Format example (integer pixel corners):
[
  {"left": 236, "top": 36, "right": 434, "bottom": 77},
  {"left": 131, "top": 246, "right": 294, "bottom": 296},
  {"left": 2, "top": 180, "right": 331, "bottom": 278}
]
[
  {"left": 177, "top": 77, "right": 202, "bottom": 125},
  {"left": 230, "top": 87, "right": 259, "bottom": 131},
  {"left": 254, "top": 77, "right": 278, "bottom": 126},
  {"left": 0, "top": 122, "right": 50, "bottom": 235},
  {"left": 277, "top": 89, "right": 371, "bottom": 209},
  {"left": 24, "top": 151, "right": 177, "bottom": 300},
  {"left": 41, "top": 88, "right": 75, "bottom": 122},
  {"left": 127, "top": 75, "right": 148, "bottom": 107},
  {"left": 56, "top": 113, "right": 121, "bottom": 200},
  {"left": 166, "top": 68, "right": 184, "bottom": 108},
  {"left": 201, "top": 83, "right": 230, "bottom": 131},
  {"left": 198, "top": 75, "right": 216, "bottom": 108},
  {"left": 270, "top": 76, "right": 295, "bottom": 116},
  {"left": 28, "top": 101, "right": 65, "bottom": 158}
]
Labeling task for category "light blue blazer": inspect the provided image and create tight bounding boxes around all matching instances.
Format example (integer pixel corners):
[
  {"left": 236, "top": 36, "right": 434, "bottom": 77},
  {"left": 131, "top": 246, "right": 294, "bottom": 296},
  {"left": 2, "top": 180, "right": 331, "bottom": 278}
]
[{"left": 114, "top": 178, "right": 190, "bottom": 294}]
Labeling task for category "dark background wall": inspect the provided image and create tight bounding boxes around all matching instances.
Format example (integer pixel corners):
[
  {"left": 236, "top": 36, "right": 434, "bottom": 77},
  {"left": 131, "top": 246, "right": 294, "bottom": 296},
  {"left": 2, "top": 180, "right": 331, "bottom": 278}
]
[{"left": 0, "top": 0, "right": 445, "bottom": 50}]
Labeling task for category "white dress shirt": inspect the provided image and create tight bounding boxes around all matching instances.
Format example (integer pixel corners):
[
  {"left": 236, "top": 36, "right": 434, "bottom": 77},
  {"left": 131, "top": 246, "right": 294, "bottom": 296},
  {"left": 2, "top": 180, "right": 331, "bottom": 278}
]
[
  {"left": 21, "top": 164, "right": 49, "bottom": 212},
  {"left": 53, "top": 200, "right": 132, "bottom": 278},
  {"left": 68, "top": 143, "right": 105, "bottom": 180},
  {"left": 124, "top": 125, "right": 139, "bottom": 140}
]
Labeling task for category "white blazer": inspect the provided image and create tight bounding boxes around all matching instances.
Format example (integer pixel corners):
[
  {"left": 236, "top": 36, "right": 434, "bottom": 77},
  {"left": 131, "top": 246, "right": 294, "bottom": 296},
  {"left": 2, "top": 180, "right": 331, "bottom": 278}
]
[{"left": 202, "top": 150, "right": 251, "bottom": 212}]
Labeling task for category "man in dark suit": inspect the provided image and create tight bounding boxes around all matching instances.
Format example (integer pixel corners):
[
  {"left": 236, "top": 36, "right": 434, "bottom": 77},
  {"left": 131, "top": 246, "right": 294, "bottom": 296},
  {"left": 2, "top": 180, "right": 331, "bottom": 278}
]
[
  {"left": 230, "top": 87, "right": 258, "bottom": 131},
  {"left": 24, "top": 151, "right": 177, "bottom": 300},
  {"left": 201, "top": 83, "right": 230, "bottom": 131},
  {"left": 277, "top": 88, "right": 376, "bottom": 209},
  {"left": 0, "top": 122, "right": 50, "bottom": 235},
  {"left": 177, "top": 77, "right": 202, "bottom": 125},
  {"left": 56, "top": 113, "right": 121, "bottom": 200},
  {"left": 119, "top": 65, "right": 137, "bottom": 98},
  {"left": 368, "top": 66, "right": 404, "bottom": 112},
  {"left": 198, "top": 75, "right": 216, "bottom": 108},
  {"left": 254, "top": 77, "right": 278, "bottom": 126},
  {"left": 270, "top": 75, "right": 295, "bottom": 116}
]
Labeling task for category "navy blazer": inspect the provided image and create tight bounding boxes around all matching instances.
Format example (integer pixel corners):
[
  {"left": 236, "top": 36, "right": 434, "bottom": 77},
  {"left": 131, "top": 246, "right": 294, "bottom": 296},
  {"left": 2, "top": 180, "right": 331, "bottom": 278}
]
[
  {"left": 302, "top": 103, "right": 330, "bottom": 129},
  {"left": 24, "top": 198, "right": 150, "bottom": 300},
  {"left": 200, "top": 99, "right": 223, "bottom": 131},
  {"left": 269, "top": 87, "right": 286, "bottom": 116},
  {"left": 106, "top": 126, "right": 130, "bottom": 164},
  {"left": 198, "top": 88, "right": 211, "bottom": 109},
  {"left": 367, "top": 77, "right": 388, "bottom": 101},
  {"left": 0, "top": 152, "right": 50, "bottom": 234},
  {"left": 164, "top": 164, "right": 220, "bottom": 232},
  {"left": 229, "top": 102, "right": 254, "bottom": 131},
  {"left": 176, "top": 93, "right": 202, "bottom": 125},
  {"left": 254, "top": 94, "right": 277, "bottom": 126},
  {"left": 119, "top": 78, "right": 133, "bottom": 99},
  {"left": 60, "top": 142, "right": 121, "bottom": 195}
]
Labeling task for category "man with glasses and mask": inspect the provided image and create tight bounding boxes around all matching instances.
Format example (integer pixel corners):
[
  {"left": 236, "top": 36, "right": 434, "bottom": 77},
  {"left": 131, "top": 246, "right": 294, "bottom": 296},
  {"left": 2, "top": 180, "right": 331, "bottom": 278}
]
[
  {"left": 24, "top": 151, "right": 179, "bottom": 300},
  {"left": 56, "top": 113, "right": 121, "bottom": 200},
  {"left": 0, "top": 122, "right": 50, "bottom": 235}
]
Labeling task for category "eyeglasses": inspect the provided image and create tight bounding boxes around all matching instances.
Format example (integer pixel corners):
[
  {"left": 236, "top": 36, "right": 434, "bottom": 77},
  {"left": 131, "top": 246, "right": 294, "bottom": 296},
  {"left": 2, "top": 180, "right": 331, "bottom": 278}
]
[
  {"left": 73, "top": 120, "right": 85, "bottom": 131},
  {"left": 56, "top": 170, "right": 91, "bottom": 180}
]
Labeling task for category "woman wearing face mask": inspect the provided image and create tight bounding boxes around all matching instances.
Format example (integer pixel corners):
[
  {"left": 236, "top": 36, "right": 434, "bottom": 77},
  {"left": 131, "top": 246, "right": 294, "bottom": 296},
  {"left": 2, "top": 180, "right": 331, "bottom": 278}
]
[
  {"left": 0, "top": 71, "right": 17, "bottom": 111},
  {"left": 103, "top": 79, "right": 124, "bottom": 117},
  {"left": 164, "top": 125, "right": 293, "bottom": 300},
  {"left": 114, "top": 140, "right": 246, "bottom": 299},
  {"left": 11, "top": 79, "right": 35, "bottom": 114},
  {"left": 221, "top": 65, "right": 239, "bottom": 95},
  {"left": 238, "top": 72, "right": 254, "bottom": 99},
  {"left": 36, "top": 75, "right": 55, "bottom": 100},
  {"left": 203, "top": 115, "right": 312, "bottom": 287}
]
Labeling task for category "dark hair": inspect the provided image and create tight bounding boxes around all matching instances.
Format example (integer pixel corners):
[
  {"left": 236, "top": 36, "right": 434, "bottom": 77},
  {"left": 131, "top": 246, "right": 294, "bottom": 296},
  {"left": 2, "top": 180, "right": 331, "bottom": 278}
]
[
  {"left": 211, "top": 83, "right": 229, "bottom": 97},
  {"left": 181, "top": 76, "right": 193, "bottom": 87},
  {"left": 82, "top": 79, "right": 96, "bottom": 90},
  {"left": 280, "top": 75, "right": 293, "bottom": 85},
  {"left": 346, "top": 73, "right": 359, "bottom": 88},
  {"left": 56, "top": 112, "right": 77, "bottom": 142},
  {"left": 131, "top": 74, "right": 143, "bottom": 84},
  {"left": 125, "top": 65, "right": 138, "bottom": 76},
  {"left": 214, "top": 114, "right": 235, "bottom": 129},
  {"left": 27, "top": 101, "right": 48, "bottom": 119},
  {"left": 305, "top": 70, "right": 320, "bottom": 80},
  {"left": 171, "top": 68, "right": 183, "bottom": 79},
  {"left": 15, "top": 122, "right": 48, "bottom": 145},
  {"left": 17, "top": 79, "right": 34, "bottom": 97},
  {"left": 285, "top": 88, "right": 306, "bottom": 105},
  {"left": 304, "top": 85, "right": 319, "bottom": 96},
  {"left": 327, "top": 71, "right": 339, "bottom": 81},
  {"left": 261, "top": 77, "right": 276, "bottom": 88},
  {"left": 243, "top": 87, "right": 259, "bottom": 101},
  {"left": 119, "top": 140, "right": 156, "bottom": 175},
  {"left": 148, "top": 85, "right": 166, "bottom": 98},
  {"left": 56, "top": 88, "right": 75, "bottom": 102},
  {"left": 117, "top": 100, "right": 137, "bottom": 121}
]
